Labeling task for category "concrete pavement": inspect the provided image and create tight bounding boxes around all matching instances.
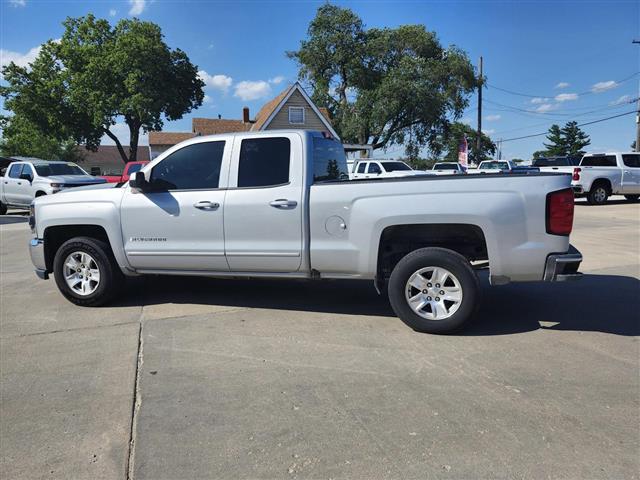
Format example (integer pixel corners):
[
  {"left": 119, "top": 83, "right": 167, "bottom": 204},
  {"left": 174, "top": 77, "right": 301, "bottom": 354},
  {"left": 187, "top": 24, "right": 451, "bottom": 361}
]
[{"left": 1, "top": 198, "right": 638, "bottom": 479}]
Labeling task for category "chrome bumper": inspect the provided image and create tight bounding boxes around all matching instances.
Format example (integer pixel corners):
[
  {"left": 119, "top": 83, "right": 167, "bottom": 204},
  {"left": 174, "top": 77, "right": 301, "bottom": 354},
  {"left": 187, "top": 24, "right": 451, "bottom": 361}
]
[
  {"left": 543, "top": 245, "right": 582, "bottom": 282},
  {"left": 29, "top": 238, "right": 48, "bottom": 280}
]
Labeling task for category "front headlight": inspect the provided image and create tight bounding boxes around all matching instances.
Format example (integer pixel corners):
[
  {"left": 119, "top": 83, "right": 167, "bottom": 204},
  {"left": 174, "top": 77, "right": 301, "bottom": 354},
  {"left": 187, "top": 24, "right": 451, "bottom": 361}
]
[
  {"left": 50, "top": 183, "right": 63, "bottom": 188},
  {"left": 29, "top": 203, "right": 36, "bottom": 233}
]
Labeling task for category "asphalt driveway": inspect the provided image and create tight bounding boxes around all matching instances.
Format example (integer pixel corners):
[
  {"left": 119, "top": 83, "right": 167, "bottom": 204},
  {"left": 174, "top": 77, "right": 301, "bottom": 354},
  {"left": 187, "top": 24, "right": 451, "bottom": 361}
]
[{"left": 1, "top": 198, "right": 638, "bottom": 479}]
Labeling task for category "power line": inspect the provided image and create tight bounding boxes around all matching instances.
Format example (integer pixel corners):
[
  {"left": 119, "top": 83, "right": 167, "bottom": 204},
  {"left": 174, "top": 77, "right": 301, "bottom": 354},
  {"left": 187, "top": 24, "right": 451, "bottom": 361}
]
[
  {"left": 486, "top": 71, "right": 640, "bottom": 99},
  {"left": 500, "top": 110, "right": 636, "bottom": 143}
]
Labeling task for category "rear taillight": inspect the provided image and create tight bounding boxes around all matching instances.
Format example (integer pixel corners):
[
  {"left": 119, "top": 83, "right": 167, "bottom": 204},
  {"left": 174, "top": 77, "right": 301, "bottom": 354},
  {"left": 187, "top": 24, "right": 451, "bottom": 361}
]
[
  {"left": 546, "top": 188, "right": 574, "bottom": 236},
  {"left": 572, "top": 167, "right": 581, "bottom": 181}
]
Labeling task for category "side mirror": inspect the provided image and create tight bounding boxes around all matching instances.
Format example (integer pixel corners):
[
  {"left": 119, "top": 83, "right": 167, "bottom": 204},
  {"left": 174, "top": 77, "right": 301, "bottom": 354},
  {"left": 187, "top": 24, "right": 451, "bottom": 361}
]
[
  {"left": 129, "top": 171, "right": 149, "bottom": 192},
  {"left": 19, "top": 173, "right": 33, "bottom": 182}
]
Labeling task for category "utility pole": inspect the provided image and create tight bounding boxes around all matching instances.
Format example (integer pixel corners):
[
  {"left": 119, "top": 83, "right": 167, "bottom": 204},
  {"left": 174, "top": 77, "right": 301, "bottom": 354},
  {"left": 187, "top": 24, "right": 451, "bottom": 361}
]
[
  {"left": 477, "top": 56, "right": 483, "bottom": 163},
  {"left": 634, "top": 40, "right": 640, "bottom": 152}
]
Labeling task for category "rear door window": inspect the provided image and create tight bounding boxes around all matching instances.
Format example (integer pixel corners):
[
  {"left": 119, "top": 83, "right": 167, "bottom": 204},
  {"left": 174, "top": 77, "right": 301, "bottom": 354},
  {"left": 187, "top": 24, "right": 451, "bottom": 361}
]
[
  {"left": 367, "top": 163, "right": 382, "bottom": 174},
  {"left": 238, "top": 137, "right": 290, "bottom": 188},
  {"left": 581, "top": 155, "right": 617, "bottom": 167},
  {"left": 357, "top": 162, "right": 366, "bottom": 174}
]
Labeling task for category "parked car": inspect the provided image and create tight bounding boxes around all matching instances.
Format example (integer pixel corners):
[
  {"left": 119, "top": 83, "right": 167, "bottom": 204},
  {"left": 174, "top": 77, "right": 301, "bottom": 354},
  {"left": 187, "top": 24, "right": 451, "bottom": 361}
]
[
  {"left": 532, "top": 156, "right": 581, "bottom": 173},
  {"left": 571, "top": 152, "right": 640, "bottom": 205},
  {"left": 471, "top": 160, "right": 539, "bottom": 174},
  {"left": 351, "top": 160, "right": 429, "bottom": 179},
  {"left": 431, "top": 162, "right": 467, "bottom": 175},
  {"left": 100, "top": 161, "right": 150, "bottom": 183},
  {"left": 28, "top": 130, "right": 582, "bottom": 334},
  {"left": 0, "top": 159, "right": 106, "bottom": 214}
]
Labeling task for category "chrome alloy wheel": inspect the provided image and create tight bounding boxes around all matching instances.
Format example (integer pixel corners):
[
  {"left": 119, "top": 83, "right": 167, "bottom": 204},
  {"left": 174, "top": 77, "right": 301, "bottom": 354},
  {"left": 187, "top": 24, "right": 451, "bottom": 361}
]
[
  {"left": 63, "top": 251, "right": 100, "bottom": 296},
  {"left": 405, "top": 266, "right": 463, "bottom": 320},
  {"left": 593, "top": 187, "right": 607, "bottom": 203}
]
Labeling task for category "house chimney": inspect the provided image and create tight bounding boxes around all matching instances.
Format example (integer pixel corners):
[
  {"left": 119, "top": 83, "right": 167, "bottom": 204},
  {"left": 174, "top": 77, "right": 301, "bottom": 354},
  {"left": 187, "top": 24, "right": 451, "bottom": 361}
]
[
  {"left": 242, "top": 107, "right": 250, "bottom": 123},
  {"left": 218, "top": 114, "right": 221, "bottom": 119}
]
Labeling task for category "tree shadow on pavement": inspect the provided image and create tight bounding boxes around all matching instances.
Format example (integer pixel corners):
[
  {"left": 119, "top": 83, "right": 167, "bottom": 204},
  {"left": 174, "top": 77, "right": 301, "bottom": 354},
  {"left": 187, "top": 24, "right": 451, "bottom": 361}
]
[
  {"left": 0, "top": 215, "right": 28, "bottom": 225},
  {"left": 118, "top": 273, "right": 639, "bottom": 337}
]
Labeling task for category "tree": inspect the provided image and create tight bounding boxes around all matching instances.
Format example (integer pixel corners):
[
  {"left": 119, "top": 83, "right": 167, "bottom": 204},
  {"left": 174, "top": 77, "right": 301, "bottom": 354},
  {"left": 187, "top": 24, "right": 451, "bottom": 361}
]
[
  {"left": 288, "top": 4, "right": 477, "bottom": 153},
  {"left": 540, "top": 121, "right": 590, "bottom": 157},
  {"left": 0, "top": 114, "right": 84, "bottom": 162},
  {"left": 433, "top": 122, "right": 496, "bottom": 164},
  {"left": 1, "top": 15, "right": 204, "bottom": 164}
]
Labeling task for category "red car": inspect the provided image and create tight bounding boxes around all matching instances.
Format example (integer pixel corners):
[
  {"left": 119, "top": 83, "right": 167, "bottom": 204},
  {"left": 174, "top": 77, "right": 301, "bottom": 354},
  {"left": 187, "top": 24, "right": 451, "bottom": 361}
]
[{"left": 100, "top": 161, "right": 149, "bottom": 183}]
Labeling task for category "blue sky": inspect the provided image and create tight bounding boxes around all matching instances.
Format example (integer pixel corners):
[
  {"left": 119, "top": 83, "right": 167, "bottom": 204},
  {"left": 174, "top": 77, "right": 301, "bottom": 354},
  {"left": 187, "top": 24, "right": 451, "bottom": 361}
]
[{"left": 1, "top": 0, "right": 638, "bottom": 159}]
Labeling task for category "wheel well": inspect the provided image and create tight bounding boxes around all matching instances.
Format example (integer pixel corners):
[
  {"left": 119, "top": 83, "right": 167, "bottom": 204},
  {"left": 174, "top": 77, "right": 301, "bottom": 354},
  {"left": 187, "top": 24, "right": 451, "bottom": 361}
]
[
  {"left": 35, "top": 191, "right": 47, "bottom": 197},
  {"left": 377, "top": 224, "right": 488, "bottom": 281},
  {"left": 43, "top": 225, "right": 110, "bottom": 272},
  {"left": 590, "top": 178, "right": 611, "bottom": 193}
]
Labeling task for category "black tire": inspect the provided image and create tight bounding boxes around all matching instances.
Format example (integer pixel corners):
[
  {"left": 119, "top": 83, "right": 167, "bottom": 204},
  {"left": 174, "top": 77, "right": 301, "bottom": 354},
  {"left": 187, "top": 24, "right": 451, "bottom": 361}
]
[
  {"left": 387, "top": 247, "right": 480, "bottom": 334},
  {"left": 53, "top": 236, "right": 123, "bottom": 306},
  {"left": 0, "top": 201, "right": 6, "bottom": 215},
  {"left": 587, "top": 183, "right": 609, "bottom": 205},
  {"left": 624, "top": 194, "right": 639, "bottom": 202}
]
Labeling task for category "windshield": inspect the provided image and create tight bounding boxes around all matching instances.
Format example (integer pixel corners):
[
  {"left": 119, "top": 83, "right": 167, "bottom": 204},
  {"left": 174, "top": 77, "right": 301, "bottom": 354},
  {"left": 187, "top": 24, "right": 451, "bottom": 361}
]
[
  {"left": 434, "top": 164, "right": 458, "bottom": 170},
  {"left": 34, "top": 163, "right": 88, "bottom": 177},
  {"left": 480, "top": 161, "right": 509, "bottom": 170},
  {"left": 381, "top": 161, "right": 411, "bottom": 172},
  {"left": 312, "top": 136, "right": 349, "bottom": 182}
]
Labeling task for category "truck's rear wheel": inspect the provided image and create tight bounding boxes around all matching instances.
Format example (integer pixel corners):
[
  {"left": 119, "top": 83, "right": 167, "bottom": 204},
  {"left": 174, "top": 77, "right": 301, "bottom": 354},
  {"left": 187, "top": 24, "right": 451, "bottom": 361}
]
[
  {"left": 388, "top": 247, "right": 480, "bottom": 334},
  {"left": 53, "top": 236, "right": 122, "bottom": 306},
  {"left": 587, "top": 184, "right": 609, "bottom": 205}
]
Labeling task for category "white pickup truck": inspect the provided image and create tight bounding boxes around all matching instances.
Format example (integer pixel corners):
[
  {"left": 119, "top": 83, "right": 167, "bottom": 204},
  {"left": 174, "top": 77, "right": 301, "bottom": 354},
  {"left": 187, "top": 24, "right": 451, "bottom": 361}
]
[
  {"left": 0, "top": 159, "right": 106, "bottom": 214},
  {"left": 571, "top": 152, "right": 640, "bottom": 205},
  {"left": 28, "top": 130, "right": 582, "bottom": 334},
  {"left": 350, "top": 160, "right": 428, "bottom": 179}
]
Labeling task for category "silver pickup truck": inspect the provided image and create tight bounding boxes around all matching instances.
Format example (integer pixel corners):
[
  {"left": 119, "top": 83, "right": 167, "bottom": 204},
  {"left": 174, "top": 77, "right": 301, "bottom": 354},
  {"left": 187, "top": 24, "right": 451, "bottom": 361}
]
[{"left": 28, "top": 130, "right": 582, "bottom": 333}]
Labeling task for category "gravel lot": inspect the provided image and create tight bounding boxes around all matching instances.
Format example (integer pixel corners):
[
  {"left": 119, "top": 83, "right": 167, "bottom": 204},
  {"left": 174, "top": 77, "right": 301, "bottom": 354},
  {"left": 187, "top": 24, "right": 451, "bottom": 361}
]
[{"left": 1, "top": 197, "right": 638, "bottom": 479}]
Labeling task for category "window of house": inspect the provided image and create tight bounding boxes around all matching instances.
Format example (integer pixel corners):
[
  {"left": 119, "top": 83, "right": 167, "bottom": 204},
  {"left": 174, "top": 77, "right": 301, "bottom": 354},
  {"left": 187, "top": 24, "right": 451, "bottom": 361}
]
[
  {"left": 581, "top": 155, "right": 617, "bottom": 167},
  {"left": 288, "top": 107, "right": 305, "bottom": 125},
  {"left": 238, "top": 137, "right": 290, "bottom": 187},
  {"left": 8, "top": 164, "right": 23, "bottom": 178},
  {"left": 150, "top": 141, "right": 225, "bottom": 190}
]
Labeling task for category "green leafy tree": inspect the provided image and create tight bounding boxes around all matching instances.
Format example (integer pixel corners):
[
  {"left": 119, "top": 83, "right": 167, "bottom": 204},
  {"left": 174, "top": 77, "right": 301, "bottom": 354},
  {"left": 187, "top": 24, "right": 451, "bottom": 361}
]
[
  {"left": 540, "top": 121, "right": 590, "bottom": 157},
  {"left": 1, "top": 15, "right": 204, "bottom": 163},
  {"left": 435, "top": 122, "right": 496, "bottom": 164},
  {"left": 561, "top": 121, "right": 590, "bottom": 156},
  {"left": 288, "top": 4, "right": 477, "bottom": 152},
  {"left": 0, "top": 114, "right": 84, "bottom": 162}
]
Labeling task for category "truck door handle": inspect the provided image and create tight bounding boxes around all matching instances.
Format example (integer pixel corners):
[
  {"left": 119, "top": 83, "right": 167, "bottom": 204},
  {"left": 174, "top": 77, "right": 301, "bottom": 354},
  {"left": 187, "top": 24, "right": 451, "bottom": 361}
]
[
  {"left": 193, "top": 201, "right": 219, "bottom": 210},
  {"left": 269, "top": 199, "right": 298, "bottom": 209}
]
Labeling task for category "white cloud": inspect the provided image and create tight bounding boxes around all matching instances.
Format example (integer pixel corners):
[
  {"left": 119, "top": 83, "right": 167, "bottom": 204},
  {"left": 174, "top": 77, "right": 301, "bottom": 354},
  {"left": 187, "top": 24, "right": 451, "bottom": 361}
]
[
  {"left": 535, "top": 103, "right": 557, "bottom": 113},
  {"left": 207, "top": 43, "right": 214, "bottom": 50},
  {"left": 9, "top": 0, "right": 26, "bottom": 6},
  {"left": 530, "top": 97, "right": 550, "bottom": 104},
  {"left": 482, "top": 129, "right": 495, "bottom": 135},
  {"left": 198, "top": 70, "right": 233, "bottom": 93},
  {"left": 485, "top": 114, "right": 501, "bottom": 121},
  {"left": 128, "top": 0, "right": 146, "bottom": 16},
  {"left": 555, "top": 82, "right": 570, "bottom": 89},
  {"left": 100, "top": 122, "right": 149, "bottom": 147},
  {"left": 609, "top": 94, "right": 632, "bottom": 106},
  {"left": 0, "top": 44, "right": 42, "bottom": 70},
  {"left": 269, "top": 75, "right": 285, "bottom": 85},
  {"left": 591, "top": 80, "right": 618, "bottom": 93},
  {"left": 234, "top": 80, "right": 272, "bottom": 101},
  {"left": 109, "top": 8, "right": 117, "bottom": 16},
  {"left": 203, "top": 94, "right": 212, "bottom": 103},
  {"left": 555, "top": 93, "right": 579, "bottom": 102}
]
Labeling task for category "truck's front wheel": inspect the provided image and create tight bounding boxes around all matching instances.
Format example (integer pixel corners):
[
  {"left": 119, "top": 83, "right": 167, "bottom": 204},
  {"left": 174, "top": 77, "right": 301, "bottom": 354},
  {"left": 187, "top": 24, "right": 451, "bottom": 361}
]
[
  {"left": 53, "top": 236, "right": 122, "bottom": 306},
  {"left": 388, "top": 247, "right": 480, "bottom": 334}
]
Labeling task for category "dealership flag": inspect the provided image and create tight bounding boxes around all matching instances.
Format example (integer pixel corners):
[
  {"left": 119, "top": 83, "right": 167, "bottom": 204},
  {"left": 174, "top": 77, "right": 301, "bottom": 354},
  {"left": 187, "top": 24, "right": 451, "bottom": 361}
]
[{"left": 458, "top": 136, "right": 468, "bottom": 166}]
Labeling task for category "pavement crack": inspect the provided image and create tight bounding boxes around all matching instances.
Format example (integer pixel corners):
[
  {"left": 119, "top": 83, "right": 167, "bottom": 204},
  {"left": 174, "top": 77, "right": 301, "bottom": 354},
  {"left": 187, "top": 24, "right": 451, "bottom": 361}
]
[{"left": 125, "top": 312, "right": 144, "bottom": 480}]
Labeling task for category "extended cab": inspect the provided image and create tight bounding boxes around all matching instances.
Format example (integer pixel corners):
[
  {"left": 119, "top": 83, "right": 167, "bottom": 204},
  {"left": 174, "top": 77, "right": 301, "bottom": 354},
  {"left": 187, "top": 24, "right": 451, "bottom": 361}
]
[
  {"left": 571, "top": 152, "right": 640, "bottom": 205},
  {"left": 1, "top": 159, "right": 106, "bottom": 214},
  {"left": 28, "top": 130, "right": 582, "bottom": 334},
  {"left": 100, "top": 161, "right": 150, "bottom": 183}
]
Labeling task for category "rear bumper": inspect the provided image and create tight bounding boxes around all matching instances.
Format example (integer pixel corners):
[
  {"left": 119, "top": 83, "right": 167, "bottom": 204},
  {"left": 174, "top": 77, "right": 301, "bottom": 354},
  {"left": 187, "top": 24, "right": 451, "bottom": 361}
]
[
  {"left": 29, "top": 238, "right": 48, "bottom": 280},
  {"left": 543, "top": 245, "right": 582, "bottom": 281}
]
